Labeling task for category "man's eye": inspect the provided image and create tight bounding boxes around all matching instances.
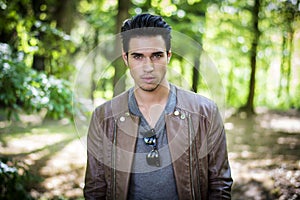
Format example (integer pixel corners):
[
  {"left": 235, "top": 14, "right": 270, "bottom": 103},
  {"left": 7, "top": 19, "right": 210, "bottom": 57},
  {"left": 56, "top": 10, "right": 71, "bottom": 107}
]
[
  {"left": 133, "top": 55, "right": 143, "bottom": 60},
  {"left": 152, "top": 54, "right": 163, "bottom": 60}
]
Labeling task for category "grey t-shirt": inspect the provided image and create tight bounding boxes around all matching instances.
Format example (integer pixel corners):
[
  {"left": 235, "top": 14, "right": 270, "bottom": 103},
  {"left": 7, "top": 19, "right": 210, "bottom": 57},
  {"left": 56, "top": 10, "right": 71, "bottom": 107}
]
[{"left": 127, "top": 85, "right": 179, "bottom": 200}]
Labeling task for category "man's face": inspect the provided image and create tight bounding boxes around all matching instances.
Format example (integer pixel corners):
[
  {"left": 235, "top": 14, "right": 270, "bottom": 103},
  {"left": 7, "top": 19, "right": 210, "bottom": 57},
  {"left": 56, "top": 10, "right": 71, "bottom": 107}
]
[{"left": 122, "top": 35, "right": 171, "bottom": 92}]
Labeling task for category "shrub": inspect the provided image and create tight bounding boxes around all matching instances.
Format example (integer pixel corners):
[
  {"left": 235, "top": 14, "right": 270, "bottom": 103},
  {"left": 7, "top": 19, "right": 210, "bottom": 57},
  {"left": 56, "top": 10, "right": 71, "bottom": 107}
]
[
  {"left": 0, "top": 43, "right": 73, "bottom": 120},
  {"left": 0, "top": 159, "right": 40, "bottom": 200}
]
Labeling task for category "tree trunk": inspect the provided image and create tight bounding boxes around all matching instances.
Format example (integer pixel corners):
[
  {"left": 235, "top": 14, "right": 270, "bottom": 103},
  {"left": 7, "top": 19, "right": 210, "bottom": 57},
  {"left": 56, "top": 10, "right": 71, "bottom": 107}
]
[
  {"left": 113, "top": 0, "right": 130, "bottom": 96},
  {"left": 278, "top": 29, "right": 294, "bottom": 102},
  {"left": 241, "top": 0, "right": 261, "bottom": 115},
  {"left": 32, "top": 0, "right": 46, "bottom": 71},
  {"left": 91, "top": 29, "right": 100, "bottom": 101},
  {"left": 286, "top": 28, "right": 295, "bottom": 99},
  {"left": 191, "top": 12, "right": 205, "bottom": 93},
  {"left": 53, "top": 0, "right": 76, "bottom": 34},
  {"left": 192, "top": 57, "right": 200, "bottom": 93},
  {"left": 31, "top": 0, "right": 76, "bottom": 71},
  {"left": 32, "top": 55, "right": 45, "bottom": 71},
  {"left": 278, "top": 33, "right": 288, "bottom": 98}
]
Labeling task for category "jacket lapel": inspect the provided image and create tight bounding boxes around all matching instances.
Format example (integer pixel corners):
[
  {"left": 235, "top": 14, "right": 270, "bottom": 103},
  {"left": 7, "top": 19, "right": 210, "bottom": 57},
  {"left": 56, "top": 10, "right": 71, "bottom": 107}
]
[
  {"left": 109, "top": 90, "right": 140, "bottom": 199},
  {"left": 115, "top": 114, "right": 139, "bottom": 172},
  {"left": 166, "top": 113, "right": 193, "bottom": 200}
]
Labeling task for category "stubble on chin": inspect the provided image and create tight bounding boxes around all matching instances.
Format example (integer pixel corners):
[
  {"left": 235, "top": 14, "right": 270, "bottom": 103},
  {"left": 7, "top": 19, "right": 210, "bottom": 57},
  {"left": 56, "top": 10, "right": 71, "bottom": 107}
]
[{"left": 138, "top": 83, "right": 160, "bottom": 92}]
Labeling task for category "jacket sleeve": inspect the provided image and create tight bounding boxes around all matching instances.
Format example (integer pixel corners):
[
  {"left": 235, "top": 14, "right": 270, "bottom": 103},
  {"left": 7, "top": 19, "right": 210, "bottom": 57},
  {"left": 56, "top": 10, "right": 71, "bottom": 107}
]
[
  {"left": 84, "top": 110, "right": 107, "bottom": 200},
  {"left": 207, "top": 104, "right": 233, "bottom": 199}
]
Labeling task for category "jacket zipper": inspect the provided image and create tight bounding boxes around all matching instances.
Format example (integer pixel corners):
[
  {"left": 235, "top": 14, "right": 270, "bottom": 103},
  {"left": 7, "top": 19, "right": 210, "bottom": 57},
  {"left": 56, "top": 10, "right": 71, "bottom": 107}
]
[
  {"left": 112, "top": 119, "right": 117, "bottom": 200},
  {"left": 188, "top": 113, "right": 202, "bottom": 200},
  {"left": 188, "top": 114, "right": 196, "bottom": 200}
]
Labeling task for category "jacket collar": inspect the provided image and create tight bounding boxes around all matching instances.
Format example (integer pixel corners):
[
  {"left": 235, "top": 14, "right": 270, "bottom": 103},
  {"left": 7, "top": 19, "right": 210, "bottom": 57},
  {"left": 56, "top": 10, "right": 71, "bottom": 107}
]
[{"left": 111, "top": 83, "right": 183, "bottom": 116}]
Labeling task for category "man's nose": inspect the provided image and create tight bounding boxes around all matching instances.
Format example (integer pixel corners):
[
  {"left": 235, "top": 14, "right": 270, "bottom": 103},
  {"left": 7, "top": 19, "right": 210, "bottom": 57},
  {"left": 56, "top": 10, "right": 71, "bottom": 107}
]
[{"left": 143, "top": 57, "right": 154, "bottom": 72}]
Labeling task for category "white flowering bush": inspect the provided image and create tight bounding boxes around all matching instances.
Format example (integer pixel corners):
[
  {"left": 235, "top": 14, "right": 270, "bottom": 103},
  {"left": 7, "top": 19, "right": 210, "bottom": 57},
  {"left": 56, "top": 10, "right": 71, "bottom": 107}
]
[{"left": 0, "top": 43, "right": 73, "bottom": 120}]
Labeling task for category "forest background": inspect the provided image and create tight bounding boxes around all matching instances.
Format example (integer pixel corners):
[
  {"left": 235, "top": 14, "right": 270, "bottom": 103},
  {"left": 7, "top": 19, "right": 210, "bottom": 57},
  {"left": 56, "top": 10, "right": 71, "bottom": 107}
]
[
  {"left": 0, "top": 0, "right": 299, "bottom": 199},
  {"left": 1, "top": 0, "right": 300, "bottom": 119}
]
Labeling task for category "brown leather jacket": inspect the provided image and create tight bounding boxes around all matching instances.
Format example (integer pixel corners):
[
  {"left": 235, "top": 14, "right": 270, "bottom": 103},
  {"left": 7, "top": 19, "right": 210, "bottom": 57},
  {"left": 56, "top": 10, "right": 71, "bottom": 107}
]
[{"left": 84, "top": 85, "right": 233, "bottom": 200}]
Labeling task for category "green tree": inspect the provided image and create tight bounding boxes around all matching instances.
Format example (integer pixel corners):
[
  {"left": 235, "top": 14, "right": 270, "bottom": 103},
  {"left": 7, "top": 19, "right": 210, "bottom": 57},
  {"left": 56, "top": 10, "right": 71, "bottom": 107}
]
[
  {"left": 276, "top": 0, "right": 300, "bottom": 105},
  {"left": 0, "top": 0, "right": 76, "bottom": 119},
  {"left": 72, "top": 0, "right": 300, "bottom": 112},
  {"left": 76, "top": 0, "right": 119, "bottom": 100},
  {"left": 241, "top": 0, "right": 261, "bottom": 114},
  {"left": 113, "top": 0, "right": 130, "bottom": 96}
]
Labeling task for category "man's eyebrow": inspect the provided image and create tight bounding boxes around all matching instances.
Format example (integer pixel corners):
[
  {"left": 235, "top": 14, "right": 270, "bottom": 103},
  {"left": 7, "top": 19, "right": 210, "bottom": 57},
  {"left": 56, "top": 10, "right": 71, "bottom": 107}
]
[
  {"left": 152, "top": 51, "right": 165, "bottom": 54},
  {"left": 130, "top": 52, "right": 143, "bottom": 56},
  {"left": 130, "top": 51, "right": 165, "bottom": 55}
]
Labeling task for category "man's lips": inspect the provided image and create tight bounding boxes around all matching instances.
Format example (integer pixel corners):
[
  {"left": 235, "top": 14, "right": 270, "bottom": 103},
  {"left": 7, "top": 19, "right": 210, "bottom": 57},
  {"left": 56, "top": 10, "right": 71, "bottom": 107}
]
[{"left": 141, "top": 76, "right": 155, "bottom": 83}]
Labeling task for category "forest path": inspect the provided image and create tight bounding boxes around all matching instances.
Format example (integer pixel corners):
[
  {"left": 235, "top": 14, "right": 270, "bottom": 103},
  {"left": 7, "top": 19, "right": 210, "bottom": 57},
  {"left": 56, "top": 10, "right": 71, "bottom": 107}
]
[{"left": 0, "top": 109, "right": 299, "bottom": 199}]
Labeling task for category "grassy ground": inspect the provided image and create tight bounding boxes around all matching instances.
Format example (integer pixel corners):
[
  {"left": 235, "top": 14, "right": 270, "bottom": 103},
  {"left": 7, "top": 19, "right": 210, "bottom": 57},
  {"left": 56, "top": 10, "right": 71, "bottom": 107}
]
[{"left": 0, "top": 109, "right": 299, "bottom": 200}]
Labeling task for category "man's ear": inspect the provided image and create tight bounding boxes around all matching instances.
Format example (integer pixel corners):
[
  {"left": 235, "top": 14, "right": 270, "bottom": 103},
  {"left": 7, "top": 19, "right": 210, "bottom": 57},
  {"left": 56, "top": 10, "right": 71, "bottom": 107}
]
[
  {"left": 122, "top": 51, "right": 129, "bottom": 66},
  {"left": 167, "top": 50, "right": 172, "bottom": 63}
]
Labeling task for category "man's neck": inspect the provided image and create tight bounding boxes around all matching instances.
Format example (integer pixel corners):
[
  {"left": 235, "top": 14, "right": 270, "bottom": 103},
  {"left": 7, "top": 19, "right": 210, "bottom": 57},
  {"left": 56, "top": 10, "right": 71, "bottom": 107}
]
[
  {"left": 134, "top": 82, "right": 170, "bottom": 107},
  {"left": 134, "top": 82, "right": 170, "bottom": 128}
]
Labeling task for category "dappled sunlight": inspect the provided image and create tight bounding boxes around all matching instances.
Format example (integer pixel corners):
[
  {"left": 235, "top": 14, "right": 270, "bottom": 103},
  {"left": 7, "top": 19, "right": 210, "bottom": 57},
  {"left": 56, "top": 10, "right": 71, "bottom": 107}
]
[
  {"left": 1, "top": 109, "right": 299, "bottom": 199},
  {"left": 269, "top": 118, "right": 300, "bottom": 133},
  {"left": 40, "top": 139, "right": 85, "bottom": 176},
  {"left": 0, "top": 0, "right": 299, "bottom": 199},
  {"left": 226, "top": 110, "right": 300, "bottom": 160},
  {"left": 37, "top": 139, "right": 86, "bottom": 199},
  {"left": 0, "top": 121, "right": 85, "bottom": 199},
  {"left": 226, "top": 110, "right": 300, "bottom": 199},
  {"left": 0, "top": 133, "right": 67, "bottom": 155},
  {"left": 258, "top": 110, "right": 300, "bottom": 134}
]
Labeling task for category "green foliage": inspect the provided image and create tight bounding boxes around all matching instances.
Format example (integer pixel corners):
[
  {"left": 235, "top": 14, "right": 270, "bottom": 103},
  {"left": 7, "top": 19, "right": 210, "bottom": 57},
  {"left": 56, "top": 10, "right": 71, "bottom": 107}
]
[
  {"left": 0, "top": 0, "right": 76, "bottom": 119},
  {"left": 0, "top": 43, "right": 73, "bottom": 120},
  {"left": 1, "top": 0, "right": 299, "bottom": 116},
  {"left": 0, "top": 158, "right": 41, "bottom": 200},
  {"left": 0, "top": 0, "right": 76, "bottom": 78},
  {"left": 204, "top": 0, "right": 300, "bottom": 110},
  {"left": 82, "top": 0, "right": 298, "bottom": 111},
  {"left": 31, "top": 20, "right": 76, "bottom": 79}
]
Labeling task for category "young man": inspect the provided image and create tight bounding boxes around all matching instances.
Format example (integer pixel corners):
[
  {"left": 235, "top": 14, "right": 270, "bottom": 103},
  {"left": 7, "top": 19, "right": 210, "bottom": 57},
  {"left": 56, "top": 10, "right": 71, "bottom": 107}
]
[{"left": 84, "top": 13, "right": 233, "bottom": 200}]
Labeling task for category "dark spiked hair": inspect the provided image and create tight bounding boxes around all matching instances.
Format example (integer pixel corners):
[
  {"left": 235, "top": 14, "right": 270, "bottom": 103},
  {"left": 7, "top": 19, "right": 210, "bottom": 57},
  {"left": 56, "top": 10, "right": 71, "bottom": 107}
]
[{"left": 121, "top": 13, "right": 172, "bottom": 53}]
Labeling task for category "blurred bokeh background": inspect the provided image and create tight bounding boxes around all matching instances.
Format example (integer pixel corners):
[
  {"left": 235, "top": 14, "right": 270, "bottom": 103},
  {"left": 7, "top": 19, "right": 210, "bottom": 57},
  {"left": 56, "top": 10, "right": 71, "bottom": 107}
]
[{"left": 0, "top": 0, "right": 299, "bottom": 199}]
